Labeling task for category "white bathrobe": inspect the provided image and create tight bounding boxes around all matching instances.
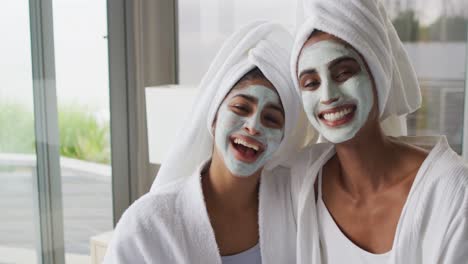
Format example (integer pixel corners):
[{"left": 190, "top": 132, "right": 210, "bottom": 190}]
[
  {"left": 103, "top": 163, "right": 297, "bottom": 264},
  {"left": 291, "top": 136, "right": 468, "bottom": 264}
]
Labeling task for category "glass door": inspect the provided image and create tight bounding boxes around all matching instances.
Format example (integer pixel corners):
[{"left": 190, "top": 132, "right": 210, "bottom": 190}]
[
  {"left": 1, "top": 1, "right": 113, "bottom": 263},
  {"left": 0, "top": 1, "right": 41, "bottom": 263},
  {"left": 52, "top": 0, "right": 113, "bottom": 260}
]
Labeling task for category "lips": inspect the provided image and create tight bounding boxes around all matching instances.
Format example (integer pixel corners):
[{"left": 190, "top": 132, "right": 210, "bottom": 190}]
[
  {"left": 317, "top": 104, "right": 356, "bottom": 127},
  {"left": 229, "top": 134, "right": 265, "bottom": 163}
]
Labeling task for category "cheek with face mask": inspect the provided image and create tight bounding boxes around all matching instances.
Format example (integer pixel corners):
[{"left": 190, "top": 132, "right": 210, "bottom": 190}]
[
  {"left": 214, "top": 85, "right": 284, "bottom": 177},
  {"left": 298, "top": 40, "right": 374, "bottom": 143}
]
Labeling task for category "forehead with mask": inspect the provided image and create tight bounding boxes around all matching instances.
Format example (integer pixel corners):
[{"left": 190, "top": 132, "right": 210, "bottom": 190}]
[{"left": 212, "top": 68, "right": 285, "bottom": 177}]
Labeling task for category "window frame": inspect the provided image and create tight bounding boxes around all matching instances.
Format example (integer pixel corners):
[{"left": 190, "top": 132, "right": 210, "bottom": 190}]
[
  {"left": 463, "top": 24, "right": 468, "bottom": 161},
  {"left": 107, "top": 0, "right": 178, "bottom": 224},
  {"left": 29, "top": 0, "right": 66, "bottom": 263}
]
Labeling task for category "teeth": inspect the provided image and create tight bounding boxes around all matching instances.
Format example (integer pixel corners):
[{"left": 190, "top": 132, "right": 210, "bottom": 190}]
[
  {"left": 322, "top": 108, "right": 353, "bottom": 122},
  {"left": 234, "top": 138, "right": 259, "bottom": 151}
]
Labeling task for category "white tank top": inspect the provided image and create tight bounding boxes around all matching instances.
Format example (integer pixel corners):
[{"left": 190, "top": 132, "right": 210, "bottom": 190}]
[
  {"left": 221, "top": 243, "right": 262, "bottom": 264},
  {"left": 317, "top": 169, "right": 392, "bottom": 264}
]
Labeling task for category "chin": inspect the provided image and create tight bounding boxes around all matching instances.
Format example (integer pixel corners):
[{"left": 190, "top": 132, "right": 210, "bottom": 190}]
[
  {"left": 322, "top": 127, "right": 359, "bottom": 144},
  {"left": 227, "top": 161, "right": 263, "bottom": 178}
]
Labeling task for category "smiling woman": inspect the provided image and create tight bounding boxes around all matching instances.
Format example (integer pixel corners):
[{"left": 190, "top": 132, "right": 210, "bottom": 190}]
[
  {"left": 290, "top": 0, "right": 468, "bottom": 263},
  {"left": 298, "top": 37, "right": 374, "bottom": 143},
  {"left": 103, "top": 21, "right": 306, "bottom": 264},
  {"left": 213, "top": 71, "right": 285, "bottom": 177}
]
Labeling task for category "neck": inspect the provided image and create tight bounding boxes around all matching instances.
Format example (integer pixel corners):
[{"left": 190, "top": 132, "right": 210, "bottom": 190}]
[
  {"left": 202, "top": 156, "right": 260, "bottom": 211},
  {"left": 334, "top": 123, "right": 399, "bottom": 196}
]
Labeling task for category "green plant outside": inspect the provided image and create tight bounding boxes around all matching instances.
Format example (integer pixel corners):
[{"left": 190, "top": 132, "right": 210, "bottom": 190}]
[
  {"left": 0, "top": 102, "right": 35, "bottom": 154},
  {"left": 58, "top": 105, "right": 110, "bottom": 164},
  {"left": 0, "top": 101, "right": 110, "bottom": 164}
]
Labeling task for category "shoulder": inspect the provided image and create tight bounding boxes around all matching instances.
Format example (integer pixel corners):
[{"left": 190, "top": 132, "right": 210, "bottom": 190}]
[
  {"left": 287, "top": 143, "right": 333, "bottom": 190},
  {"left": 415, "top": 145, "right": 468, "bottom": 218},
  {"left": 268, "top": 165, "right": 291, "bottom": 179},
  {"left": 424, "top": 144, "right": 468, "bottom": 191},
  {"left": 413, "top": 147, "right": 468, "bottom": 258},
  {"left": 290, "top": 143, "right": 334, "bottom": 167},
  {"left": 263, "top": 165, "right": 293, "bottom": 193},
  {"left": 103, "top": 183, "right": 189, "bottom": 263},
  {"left": 114, "top": 180, "right": 187, "bottom": 237},
  {"left": 400, "top": 136, "right": 468, "bottom": 202},
  {"left": 262, "top": 165, "right": 299, "bottom": 231}
]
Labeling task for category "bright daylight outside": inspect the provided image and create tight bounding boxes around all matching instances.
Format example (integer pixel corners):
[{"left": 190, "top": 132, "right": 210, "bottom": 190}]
[{"left": 0, "top": 1, "right": 112, "bottom": 263}]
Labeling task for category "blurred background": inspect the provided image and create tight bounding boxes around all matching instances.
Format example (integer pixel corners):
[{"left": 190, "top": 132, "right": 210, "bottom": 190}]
[{"left": 0, "top": 0, "right": 467, "bottom": 263}]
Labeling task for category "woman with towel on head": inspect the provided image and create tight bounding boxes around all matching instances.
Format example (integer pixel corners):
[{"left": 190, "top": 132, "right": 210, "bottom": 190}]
[
  {"left": 103, "top": 21, "right": 307, "bottom": 264},
  {"left": 290, "top": 0, "right": 468, "bottom": 263}
]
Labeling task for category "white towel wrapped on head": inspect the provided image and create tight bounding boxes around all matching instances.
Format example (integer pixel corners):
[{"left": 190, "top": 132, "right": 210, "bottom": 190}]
[
  {"left": 291, "top": 0, "right": 421, "bottom": 130},
  {"left": 152, "top": 21, "right": 306, "bottom": 190}
]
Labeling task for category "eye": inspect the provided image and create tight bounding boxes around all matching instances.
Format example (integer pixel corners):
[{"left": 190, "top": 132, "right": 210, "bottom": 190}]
[
  {"left": 262, "top": 109, "right": 284, "bottom": 129},
  {"left": 300, "top": 73, "right": 321, "bottom": 91},
  {"left": 304, "top": 79, "right": 321, "bottom": 90},
  {"left": 229, "top": 103, "right": 251, "bottom": 116},
  {"left": 330, "top": 58, "right": 361, "bottom": 83},
  {"left": 335, "top": 70, "right": 353, "bottom": 82},
  {"left": 265, "top": 115, "right": 279, "bottom": 124}
]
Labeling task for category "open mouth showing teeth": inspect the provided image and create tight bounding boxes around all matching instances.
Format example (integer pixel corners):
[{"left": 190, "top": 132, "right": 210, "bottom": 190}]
[
  {"left": 230, "top": 136, "right": 264, "bottom": 163},
  {"left": 318, "top": 105, "right": 357, "bottom": 127}
]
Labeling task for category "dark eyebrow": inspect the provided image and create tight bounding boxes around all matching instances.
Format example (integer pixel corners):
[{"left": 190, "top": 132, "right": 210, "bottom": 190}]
[
  {"left": 329, "top": 56, "right": 357, "bottom": 68},
  {"left": 298, "top": 69, "right": 318, "bottom": 79},
  {"left": 233, "top": 94, "right": 257, "bottom": 103}
]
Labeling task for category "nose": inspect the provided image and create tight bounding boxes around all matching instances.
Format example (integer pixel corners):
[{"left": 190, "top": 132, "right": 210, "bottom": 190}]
[
  {"left": 321, "top": 97, "right": 339, "bottom": 105},
  {"left": 243, "top": 113, "right": 261, "bottom": 136},
  {"left": 320, "top": 76, "right": 340, "bottom": 105}
]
